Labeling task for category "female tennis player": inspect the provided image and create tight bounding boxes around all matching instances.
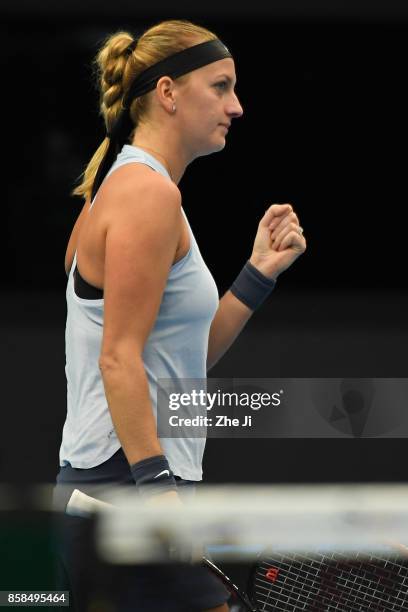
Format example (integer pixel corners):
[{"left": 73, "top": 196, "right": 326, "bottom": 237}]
[{"left": 52, "top": 18, "right": 306, "bottom": 611}]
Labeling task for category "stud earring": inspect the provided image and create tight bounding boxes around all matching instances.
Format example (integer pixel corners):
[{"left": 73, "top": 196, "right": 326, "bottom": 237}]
[{"left": 172, "top": 104, "right": 176, "bottom": 112}]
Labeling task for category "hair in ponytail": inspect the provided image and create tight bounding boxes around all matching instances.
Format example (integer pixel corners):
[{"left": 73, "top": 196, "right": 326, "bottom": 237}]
[{"left": 71, "top": 19, "right": 217, "bottom": 201}]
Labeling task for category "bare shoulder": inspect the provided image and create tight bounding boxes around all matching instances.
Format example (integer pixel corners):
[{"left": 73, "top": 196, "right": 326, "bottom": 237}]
[{"left": 100, "top": 162, "right": 181, "bottom": 219}]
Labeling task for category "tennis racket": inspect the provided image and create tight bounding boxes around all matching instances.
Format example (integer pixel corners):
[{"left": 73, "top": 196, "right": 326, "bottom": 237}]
[
  {"left": 66, "top": 489, "right": 256, "bottom": 610},
  {"left": 205, "top": 548, "right": 408, "bottom": 611},
  {"left": 66, "top": 490, "right": 408, "bottom": 611},
  {"left": 252, "top": 549, "right": 408, "bottom": 611}
]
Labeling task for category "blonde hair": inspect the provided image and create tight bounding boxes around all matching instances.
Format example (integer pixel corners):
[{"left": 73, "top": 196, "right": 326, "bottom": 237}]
[{"left": 71, "top": 19, "right": 218, "bottom": 201}]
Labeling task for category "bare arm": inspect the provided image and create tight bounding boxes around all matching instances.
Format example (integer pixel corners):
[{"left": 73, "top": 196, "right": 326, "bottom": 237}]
[
  {"left": 206, "top": 203, "right": 307, "bottom": 372},
  {"left": 206, "top": 289, "right": 253, "bottom": 372},
  {"left": 98, "top": 176, "right": 181, "bottom": 466}
]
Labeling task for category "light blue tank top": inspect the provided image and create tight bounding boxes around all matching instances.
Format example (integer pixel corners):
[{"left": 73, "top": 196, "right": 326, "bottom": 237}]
[{"left": 59, "top": 145, "right": 219, "bottom": 480}]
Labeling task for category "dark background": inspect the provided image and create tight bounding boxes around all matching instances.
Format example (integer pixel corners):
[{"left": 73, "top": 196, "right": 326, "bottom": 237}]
[{"left": 1, "top": 2, "right": 408, "bottom": 490}]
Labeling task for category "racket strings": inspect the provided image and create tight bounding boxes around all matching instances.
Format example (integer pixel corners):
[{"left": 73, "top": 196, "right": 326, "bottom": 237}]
[{"left": 252, "top": 552, "right": 408, "bottom": 611}]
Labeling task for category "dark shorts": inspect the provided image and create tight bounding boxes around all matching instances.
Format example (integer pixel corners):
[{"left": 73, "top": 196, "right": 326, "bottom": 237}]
[{"left": 52, "top": 449, "right": 230, "bottom": 611}]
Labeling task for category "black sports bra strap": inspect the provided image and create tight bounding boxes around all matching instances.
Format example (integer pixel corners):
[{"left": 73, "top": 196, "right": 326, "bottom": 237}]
[{"left": 74, "top": 265, "right": 104, "bottom": 300}]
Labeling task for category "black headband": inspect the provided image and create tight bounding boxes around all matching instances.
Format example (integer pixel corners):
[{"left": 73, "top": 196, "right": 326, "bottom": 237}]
[
  {"left": 125, "top": 39, "right": 138, "bottom": 55},
  {"left": 90, "top": 39, "right": 232, "bottom": 201}
]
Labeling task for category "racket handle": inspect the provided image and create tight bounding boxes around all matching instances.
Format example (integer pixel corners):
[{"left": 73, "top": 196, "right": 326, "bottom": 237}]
[{"left": 66, "top": 488, "right": 113, "bottom": 516}]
